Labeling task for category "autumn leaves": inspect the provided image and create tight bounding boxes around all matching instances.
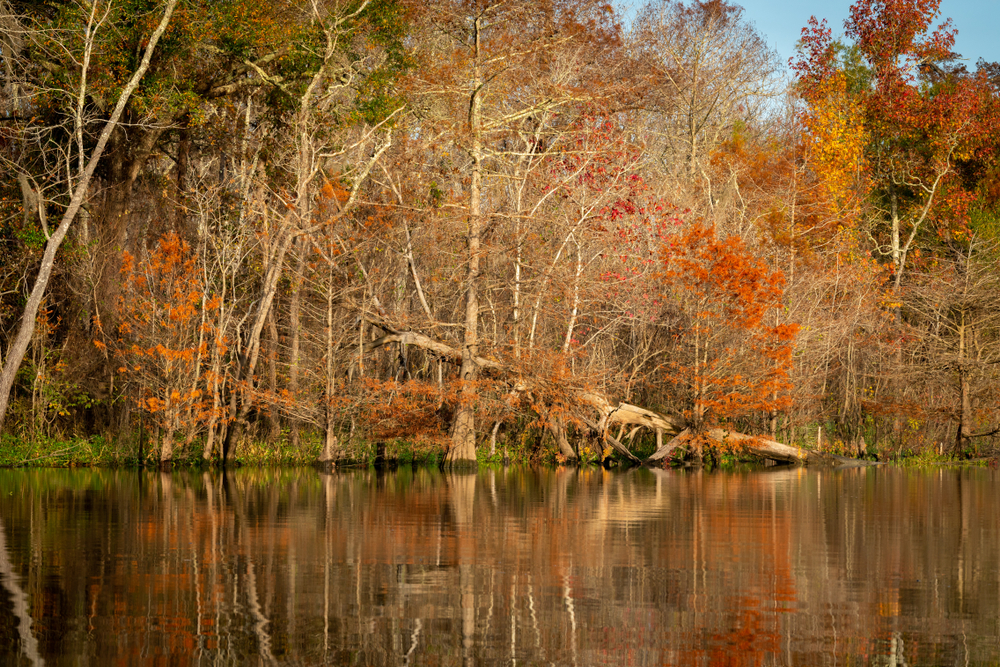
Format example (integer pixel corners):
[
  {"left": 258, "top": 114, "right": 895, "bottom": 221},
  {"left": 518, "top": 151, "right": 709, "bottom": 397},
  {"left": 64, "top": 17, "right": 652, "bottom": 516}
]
[{"left": 3, "top": 0, "right": 999, "bottom": 462}]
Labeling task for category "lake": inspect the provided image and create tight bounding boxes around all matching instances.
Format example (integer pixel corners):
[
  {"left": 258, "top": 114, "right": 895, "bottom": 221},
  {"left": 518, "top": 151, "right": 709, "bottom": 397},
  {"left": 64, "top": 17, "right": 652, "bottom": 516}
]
[{"left": 0, "top": 465, "right": 998, "bottom": 665}]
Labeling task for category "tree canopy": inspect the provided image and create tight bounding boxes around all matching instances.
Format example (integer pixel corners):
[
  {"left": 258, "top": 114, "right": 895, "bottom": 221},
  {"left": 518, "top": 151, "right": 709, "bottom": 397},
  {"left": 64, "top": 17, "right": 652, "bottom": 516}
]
[{"left": 2, "top": 0, "right": 1000, "bottom": 465}]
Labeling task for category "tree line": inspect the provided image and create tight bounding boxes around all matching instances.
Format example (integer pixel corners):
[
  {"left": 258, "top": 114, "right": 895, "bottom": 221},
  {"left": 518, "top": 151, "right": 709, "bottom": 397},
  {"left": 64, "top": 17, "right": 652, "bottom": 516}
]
[{"left": 1, "top": 0, "right": 998, "bottom": 465}]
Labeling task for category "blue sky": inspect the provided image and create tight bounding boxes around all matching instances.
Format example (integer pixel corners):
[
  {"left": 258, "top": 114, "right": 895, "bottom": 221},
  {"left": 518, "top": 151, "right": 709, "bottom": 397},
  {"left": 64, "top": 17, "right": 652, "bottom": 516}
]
[{"left": 619, "top": 1, "right": 1000, "bottom": 72}]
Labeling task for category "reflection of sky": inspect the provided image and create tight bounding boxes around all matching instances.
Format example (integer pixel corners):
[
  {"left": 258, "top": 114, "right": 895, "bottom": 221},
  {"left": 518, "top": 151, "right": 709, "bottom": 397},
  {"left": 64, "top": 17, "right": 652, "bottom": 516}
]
[{"left": 616, "top": 0, "right": 1000, "bottom": 73}]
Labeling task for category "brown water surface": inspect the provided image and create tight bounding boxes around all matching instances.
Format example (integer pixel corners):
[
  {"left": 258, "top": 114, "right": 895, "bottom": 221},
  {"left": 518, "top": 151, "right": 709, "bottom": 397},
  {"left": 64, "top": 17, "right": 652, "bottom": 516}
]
[{"left": 0, "top": 465, "right": 998, "bottom": 665}]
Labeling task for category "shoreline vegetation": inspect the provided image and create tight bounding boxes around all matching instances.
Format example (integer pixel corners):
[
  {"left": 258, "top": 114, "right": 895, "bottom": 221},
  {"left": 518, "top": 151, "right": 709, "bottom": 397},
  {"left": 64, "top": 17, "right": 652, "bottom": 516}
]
[
  {"left": 3, "top": 0, "right": 1000, "bottom": 468},
  {"left": 1, "top": 429, "right": 992, "bottom": 470}
]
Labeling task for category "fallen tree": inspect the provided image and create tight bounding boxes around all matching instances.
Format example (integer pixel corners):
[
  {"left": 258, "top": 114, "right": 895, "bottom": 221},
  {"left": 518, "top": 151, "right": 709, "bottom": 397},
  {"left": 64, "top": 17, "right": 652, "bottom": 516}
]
[
  {"left": 355, "top": 316, "right": 870, "bottom": 467},
  {"left": 647, "top": 429, "right": 870, "bottom": 467},
  {"left": 358, "top": 318, "right": 681, "bottom": 461}
]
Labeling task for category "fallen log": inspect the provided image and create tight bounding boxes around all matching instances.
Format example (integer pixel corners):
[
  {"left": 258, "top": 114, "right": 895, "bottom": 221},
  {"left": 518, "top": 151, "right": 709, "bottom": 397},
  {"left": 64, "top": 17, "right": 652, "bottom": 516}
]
[
  {"left": 359, "top": 319, "right": 683, "bottom": 456},
  {"left": 577, "top": 392, "right": 683, "bottom": 438},
  {"left": 645, "top": 428, "right": 874, "bottom": 466},
  {"left": 579, "top": 415, "right": 641, "bottom": 463},
  {"left": 363, "top": 330, "right": 501, "bottom": 371},
  {"left": 356, "top": 315, "right": 871, "bottom": 467},
  {"left": 707, "top": 430, "right": 871, "bottom": 466}
]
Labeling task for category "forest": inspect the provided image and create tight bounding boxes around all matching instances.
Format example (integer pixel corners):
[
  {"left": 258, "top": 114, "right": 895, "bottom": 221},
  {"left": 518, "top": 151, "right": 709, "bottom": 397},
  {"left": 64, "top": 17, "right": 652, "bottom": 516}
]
[{"left": 1, "top": 0, "right": 999, "bottom": 466}]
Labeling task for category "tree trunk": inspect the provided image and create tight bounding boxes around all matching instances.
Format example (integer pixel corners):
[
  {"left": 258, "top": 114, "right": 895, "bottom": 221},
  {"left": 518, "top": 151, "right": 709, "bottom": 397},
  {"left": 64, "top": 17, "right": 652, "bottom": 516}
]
[
  {"left": 954, "top": 309, "right": 971, "bottom": 456},
  {"left": 317, "top": 421, "right": 345, "bottom": 466},
  {"left": 318, "top": 257, "right": 346, "bottom": 467},
  {"left": 265, "top": 306, "right": 281, "bottom": 442},
  {"left": 288, "top": 238, "right": 307, "bottom": 450},
  {"left": 160, "top": 429, "right": 175, "bottom": 465},
  {"left": 445, "top": 14, "right": 483, "bottom": 468},
  {"left": 220, "top": 225, "right": 299, "bottom": 461},
  {"left": 548, "top": 413, "right": 578, "bottom": 461}
]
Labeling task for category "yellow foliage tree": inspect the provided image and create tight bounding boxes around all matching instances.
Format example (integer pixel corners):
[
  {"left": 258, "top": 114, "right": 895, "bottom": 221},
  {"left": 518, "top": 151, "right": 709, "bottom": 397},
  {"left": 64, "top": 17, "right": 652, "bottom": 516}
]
[{"left": 800, "top": 70, "right": 869, "bottom": 228}]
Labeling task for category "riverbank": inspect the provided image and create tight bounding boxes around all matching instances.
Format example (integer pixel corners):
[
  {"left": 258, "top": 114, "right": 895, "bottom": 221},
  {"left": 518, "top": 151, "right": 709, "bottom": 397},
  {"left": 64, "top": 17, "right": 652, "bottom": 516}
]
[
  {"left": 0, "top": 431, "right": 991, "bottom": 469},
  {"left": 0, "top": 432, "right": 455, "bottom": 468}
]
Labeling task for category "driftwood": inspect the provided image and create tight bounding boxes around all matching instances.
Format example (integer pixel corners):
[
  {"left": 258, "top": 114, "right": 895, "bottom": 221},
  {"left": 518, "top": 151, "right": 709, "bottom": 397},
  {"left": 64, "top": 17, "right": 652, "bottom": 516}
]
[{"left": 357, "top": 316, "right": 870, "bottom": 466}]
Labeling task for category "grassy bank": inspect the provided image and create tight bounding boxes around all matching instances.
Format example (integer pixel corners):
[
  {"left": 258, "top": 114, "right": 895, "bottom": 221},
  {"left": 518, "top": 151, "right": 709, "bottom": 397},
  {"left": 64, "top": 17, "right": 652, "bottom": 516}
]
[
  {"left": 0, "top": 432, "right": 452, "bottom": 468},
  {"left": 1, "top": 429, "right": 992, "bottom": 469},
  {"left": 0, "top": 430, "right": 624, "bottom": 469}
]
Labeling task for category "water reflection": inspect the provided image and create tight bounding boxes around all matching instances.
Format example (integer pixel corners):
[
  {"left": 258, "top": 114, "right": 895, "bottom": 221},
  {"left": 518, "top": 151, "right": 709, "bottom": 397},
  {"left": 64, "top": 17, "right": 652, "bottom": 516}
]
[{"left": 0, "top": 466, "right": 998, "bottom": 665}]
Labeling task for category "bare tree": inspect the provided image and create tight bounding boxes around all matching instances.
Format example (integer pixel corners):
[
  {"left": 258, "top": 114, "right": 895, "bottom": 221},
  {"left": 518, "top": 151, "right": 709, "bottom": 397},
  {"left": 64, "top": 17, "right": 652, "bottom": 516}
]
[
  {"left": 218, "top": 0, "right": 400, "bottom": 461},
  {"left": 902, "top": 235, "right": 1000, "bottom": 455},
  {"left": 630, "top": 0, "right": 781, "bottom": 218}
]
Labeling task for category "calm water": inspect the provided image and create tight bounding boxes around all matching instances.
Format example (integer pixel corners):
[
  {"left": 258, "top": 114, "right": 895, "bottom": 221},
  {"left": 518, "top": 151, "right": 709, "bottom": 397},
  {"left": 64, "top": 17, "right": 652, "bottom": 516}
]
[{"left": 0, "top": 465, "right": 998, "bottom": 665}]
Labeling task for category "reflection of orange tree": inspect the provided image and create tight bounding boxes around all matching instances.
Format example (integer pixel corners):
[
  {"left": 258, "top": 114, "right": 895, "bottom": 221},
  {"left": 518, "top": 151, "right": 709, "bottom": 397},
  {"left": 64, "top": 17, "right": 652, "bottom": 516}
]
[
  {"left": 658, "top": 223, "right": 798, "bottom": 438},
  {"left": 701, "top": 597, "right": 781, "bottom": 667},
  {"left": 113, "top": 232, "right": 226, "bottom": 463},
  {"left": 672, "top": 474, "right": 794, "bottom": 666}
]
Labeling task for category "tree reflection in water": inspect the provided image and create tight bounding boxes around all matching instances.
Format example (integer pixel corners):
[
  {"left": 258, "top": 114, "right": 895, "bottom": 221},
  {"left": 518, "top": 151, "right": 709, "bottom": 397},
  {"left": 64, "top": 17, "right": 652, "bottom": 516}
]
[{"left": 0, "top": 465, "right": 997, "bottom": 665}]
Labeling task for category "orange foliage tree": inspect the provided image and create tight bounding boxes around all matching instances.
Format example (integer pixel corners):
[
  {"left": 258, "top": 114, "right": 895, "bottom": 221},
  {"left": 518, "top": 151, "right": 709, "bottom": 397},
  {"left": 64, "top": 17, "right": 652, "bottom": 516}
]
[
  {"left": 113, "top": 233, "right": 226, "bottom": 463},
  {"left": 657, "top": 222, "right": 798, "bottom": 432}
]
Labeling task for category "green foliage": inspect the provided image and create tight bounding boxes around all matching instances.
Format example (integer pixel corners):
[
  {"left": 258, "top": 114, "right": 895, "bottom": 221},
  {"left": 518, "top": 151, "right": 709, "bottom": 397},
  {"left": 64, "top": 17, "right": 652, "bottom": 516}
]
[
  {"left": 626, "top": 431, "right": 660, "bottom": 460},
  {"left": 969, "top": 206, "right": 1000, "bottom": 243},
  {"left": 384, "top": 438, "right": 443, "bottom": 466},
  {"left": 830, "top": 40, "right": 874, "bottom": 95},
  {"left": 0, "top": 432, "right": 133, "bottom": 467},
  {"left": 234, "top": 435, "right": 321, "bottom": 466},
  {"left": 13, "top": 225, "right": 46, "bottom": 251},
  {"left": 12, "top": 0, "right": 412, "bottom": 144},
  {"left": 577, "top": 443, "right": 610, "bottom": 466},
  {"left": 898, "top": 447, "right": 953, "bottom": 466},
  {"left": 701, "top": 446, "right": 763, "bottom": 471},
  {"left": 476, "top": 427, "right": 548, "bottom": 466}
]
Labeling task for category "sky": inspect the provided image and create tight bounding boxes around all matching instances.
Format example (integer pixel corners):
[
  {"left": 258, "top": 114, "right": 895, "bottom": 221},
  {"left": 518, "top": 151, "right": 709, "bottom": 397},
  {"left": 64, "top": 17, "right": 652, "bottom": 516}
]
[{"left": 618, "top": 0, "right": 1000, "bottom": 73}]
